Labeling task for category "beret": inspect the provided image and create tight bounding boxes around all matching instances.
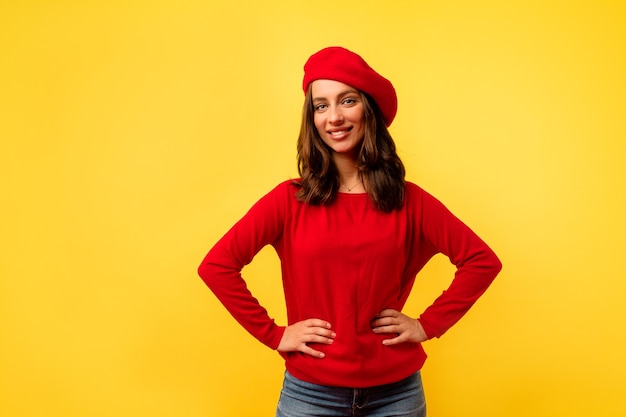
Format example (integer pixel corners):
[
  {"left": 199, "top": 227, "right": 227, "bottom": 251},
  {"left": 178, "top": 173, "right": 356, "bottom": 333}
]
[{"left": 302, "top": 46, "right": 397, "bottom": 126}]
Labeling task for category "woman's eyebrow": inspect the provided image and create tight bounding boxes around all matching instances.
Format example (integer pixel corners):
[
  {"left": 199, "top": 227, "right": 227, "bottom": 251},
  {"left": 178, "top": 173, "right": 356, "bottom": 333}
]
[{"left": 312, "top": 89, "right": 359, "bottom": 102}]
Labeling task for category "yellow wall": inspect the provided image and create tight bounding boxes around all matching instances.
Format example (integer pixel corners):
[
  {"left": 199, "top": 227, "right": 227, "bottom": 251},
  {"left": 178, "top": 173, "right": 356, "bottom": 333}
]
[{"left": 1, "top": 1, "right": 625, "bottom": 416}]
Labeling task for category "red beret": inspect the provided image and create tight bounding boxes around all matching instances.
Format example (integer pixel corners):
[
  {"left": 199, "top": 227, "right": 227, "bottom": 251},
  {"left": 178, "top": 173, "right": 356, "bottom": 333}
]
[{"left": 302, "top": 46, "right": 397, "bottom": 126}]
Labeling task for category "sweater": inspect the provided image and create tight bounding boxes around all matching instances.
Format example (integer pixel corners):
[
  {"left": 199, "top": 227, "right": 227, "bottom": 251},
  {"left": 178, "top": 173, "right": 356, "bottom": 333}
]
[{"left": 198, "top": 180, "right": 502, "bottom": 388}]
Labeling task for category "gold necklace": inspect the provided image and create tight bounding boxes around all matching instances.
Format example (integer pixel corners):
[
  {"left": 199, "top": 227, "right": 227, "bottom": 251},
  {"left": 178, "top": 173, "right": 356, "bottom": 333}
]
[{"left": 341, "top": 180, "right": 361, "bottom": 192}]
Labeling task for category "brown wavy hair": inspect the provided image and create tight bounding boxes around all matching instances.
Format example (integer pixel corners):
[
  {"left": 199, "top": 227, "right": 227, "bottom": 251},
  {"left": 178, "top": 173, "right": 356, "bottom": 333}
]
[{"left": 294, "top": 86, "right": 406, "bottom": 212}]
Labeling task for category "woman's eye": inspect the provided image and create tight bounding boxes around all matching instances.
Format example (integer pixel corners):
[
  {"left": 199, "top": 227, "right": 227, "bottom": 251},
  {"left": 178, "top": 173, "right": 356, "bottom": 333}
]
[
  {"left": 314, "top": 104, "right": 327, "bottom": 112},
  {"left": 342, "top": 98, "right": 357, "bottom": 105}
]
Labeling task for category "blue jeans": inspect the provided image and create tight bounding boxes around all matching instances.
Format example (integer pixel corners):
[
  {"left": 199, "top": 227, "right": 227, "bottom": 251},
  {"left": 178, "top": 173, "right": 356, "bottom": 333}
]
[{"left": 276, "top": 370, "right": 426, "bottom": 417}]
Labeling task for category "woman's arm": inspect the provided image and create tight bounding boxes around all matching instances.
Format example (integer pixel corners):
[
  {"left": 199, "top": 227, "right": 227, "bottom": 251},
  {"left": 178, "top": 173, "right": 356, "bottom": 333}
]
[{"left": 198, "top": 183, "right": 290, "bottom": 349}]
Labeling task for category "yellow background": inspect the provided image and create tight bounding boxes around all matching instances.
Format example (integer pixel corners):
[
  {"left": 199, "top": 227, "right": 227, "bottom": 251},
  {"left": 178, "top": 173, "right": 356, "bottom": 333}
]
[{"left": 2, "top": 1, "right": 625, "bottom": 416}]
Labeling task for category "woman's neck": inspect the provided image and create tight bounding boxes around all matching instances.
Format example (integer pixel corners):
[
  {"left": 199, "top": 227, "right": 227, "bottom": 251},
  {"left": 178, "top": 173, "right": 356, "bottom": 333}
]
[{"left": 333, "top": 152, "right": 363, "bottom": 192}]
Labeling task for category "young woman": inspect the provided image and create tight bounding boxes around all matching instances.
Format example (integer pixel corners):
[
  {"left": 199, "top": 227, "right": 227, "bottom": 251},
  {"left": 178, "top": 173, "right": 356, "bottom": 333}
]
[{"left": 198, "top": 46, "right": 502, "bottom": 416}]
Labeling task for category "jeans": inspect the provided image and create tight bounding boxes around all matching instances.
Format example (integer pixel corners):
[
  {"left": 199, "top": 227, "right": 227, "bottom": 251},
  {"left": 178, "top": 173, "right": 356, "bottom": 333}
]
[{"left": 276, "top": 370, "right": 426, "bottom": 417}]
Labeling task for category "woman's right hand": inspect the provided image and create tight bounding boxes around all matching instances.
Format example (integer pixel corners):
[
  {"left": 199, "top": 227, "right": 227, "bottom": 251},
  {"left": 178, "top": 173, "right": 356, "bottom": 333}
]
[{"left": 277, "top": 319, "right": 335, "bottom": 358}]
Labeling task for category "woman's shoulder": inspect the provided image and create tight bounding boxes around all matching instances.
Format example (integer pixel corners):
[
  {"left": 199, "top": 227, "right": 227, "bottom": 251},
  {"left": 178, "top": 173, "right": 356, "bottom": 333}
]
[
  {"left": 259, "top": 179, "right": 300, "bottom": 202},
  {"left": 404, "top": 180, "right": 427, "bottom": 196},
  {"left": 272, "top": 178, "right": 301, "bottom": 193},
  {"left": 243, "top": 179, "right": 300, "bottom": 217},
  {"left": 404, "top": 181, "right": 445, "bottom": 208}
]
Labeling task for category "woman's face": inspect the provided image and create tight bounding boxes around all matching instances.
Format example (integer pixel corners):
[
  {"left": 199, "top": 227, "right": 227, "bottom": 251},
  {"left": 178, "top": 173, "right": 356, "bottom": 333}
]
[{"left": 311, "top": 79, "right": 365, "bottom": 158}]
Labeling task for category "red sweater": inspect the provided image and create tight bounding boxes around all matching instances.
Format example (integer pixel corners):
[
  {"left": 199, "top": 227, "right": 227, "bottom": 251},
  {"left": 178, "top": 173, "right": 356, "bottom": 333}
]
[{"left": 198, "top": 180, "right": 501, "bottom": 387}]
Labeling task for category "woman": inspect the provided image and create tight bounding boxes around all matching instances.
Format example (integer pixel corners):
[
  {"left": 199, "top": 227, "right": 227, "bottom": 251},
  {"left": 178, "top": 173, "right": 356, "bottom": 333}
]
[{"left": 198, "top": 46, "right": 502, "bottom": 416}]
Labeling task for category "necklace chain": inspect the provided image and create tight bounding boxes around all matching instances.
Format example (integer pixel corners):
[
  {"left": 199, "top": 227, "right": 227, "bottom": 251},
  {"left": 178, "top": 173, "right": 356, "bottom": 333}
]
[{"left": 341, "top": 180, "right": 361, "bottom": 192}]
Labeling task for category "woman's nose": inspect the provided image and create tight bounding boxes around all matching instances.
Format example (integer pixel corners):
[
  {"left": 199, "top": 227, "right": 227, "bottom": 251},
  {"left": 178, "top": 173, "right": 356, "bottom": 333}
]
[{"left": 329, "top": 106, "right": 344, "bottom": 124}]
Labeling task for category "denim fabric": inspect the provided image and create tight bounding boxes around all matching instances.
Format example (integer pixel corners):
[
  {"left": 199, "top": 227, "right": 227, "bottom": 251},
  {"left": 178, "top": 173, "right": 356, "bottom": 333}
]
[{"left": 276, "top": 370, "right": 426, "bottom": 417}]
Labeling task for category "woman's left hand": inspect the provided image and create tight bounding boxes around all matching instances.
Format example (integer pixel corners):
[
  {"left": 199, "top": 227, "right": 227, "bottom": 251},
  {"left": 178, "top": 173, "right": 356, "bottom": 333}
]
[{"left": 370, "top": 309, "right": 428, "bottom": 345}]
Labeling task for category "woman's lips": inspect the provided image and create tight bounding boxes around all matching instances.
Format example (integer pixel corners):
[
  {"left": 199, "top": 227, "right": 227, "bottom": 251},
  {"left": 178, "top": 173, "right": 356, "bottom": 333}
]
[{"left": 328, "top": 127, "right": 352, "bottom": 139}]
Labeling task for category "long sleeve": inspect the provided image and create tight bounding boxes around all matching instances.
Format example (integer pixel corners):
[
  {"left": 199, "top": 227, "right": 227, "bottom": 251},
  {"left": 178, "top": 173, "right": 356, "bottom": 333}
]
[
  {"left": 415, "top": 188, "right": 502, "bottom": 339},
  {"left": 197, "top": 182, "right": 290, "bottom": 349}
]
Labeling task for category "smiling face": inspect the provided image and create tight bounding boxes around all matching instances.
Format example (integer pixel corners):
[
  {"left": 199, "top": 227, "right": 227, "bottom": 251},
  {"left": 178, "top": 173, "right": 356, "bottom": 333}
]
[{"left": 311, "top": 79, "right": 365, "bottom": 159}]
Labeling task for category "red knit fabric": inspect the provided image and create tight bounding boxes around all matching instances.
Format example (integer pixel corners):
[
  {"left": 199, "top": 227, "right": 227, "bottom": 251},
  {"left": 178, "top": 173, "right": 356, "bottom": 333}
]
[
  {"left": 198, "top": 181, "right": 501, "bottom": 388},
  {"left": 303, "top": 46, "right": 398, "bottom": 126}
]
